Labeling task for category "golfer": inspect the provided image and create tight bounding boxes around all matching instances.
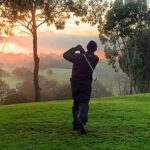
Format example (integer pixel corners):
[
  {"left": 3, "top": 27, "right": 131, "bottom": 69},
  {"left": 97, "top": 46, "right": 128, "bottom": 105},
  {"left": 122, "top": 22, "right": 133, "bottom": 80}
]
[{"left": 63, "top": 41, "right": 99, "bottom": 134}]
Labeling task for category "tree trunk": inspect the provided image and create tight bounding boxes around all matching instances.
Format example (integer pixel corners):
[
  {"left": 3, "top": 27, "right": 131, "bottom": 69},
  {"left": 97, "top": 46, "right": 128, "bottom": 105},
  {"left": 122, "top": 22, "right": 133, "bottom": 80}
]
[
  {"left": 148, "top": 78, "right": 150, "bottom": 92},
  {"left": 33, "top": 32, "right": 40, "bottom": 101},
  {"left": 129, "top": 67, "right": 133, "bottom": 95},
  {"left": 0, "top": 96, "right": 1, "bottom": 104},
  {"left": 0, "top": 95, "right": 3, "bottom": 104},
  {"left": 32, "top": 8, "right": 40, "bottom": 101}
]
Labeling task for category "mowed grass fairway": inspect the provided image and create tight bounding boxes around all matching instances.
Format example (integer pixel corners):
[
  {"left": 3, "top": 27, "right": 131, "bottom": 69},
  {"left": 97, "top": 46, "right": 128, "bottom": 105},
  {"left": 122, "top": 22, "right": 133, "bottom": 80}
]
[{"left": 0, "top": 94, "right": 150, "bottom": 150}]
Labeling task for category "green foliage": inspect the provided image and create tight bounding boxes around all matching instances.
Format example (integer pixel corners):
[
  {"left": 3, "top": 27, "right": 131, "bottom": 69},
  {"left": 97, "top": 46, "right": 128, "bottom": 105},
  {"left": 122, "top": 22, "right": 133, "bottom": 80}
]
[
  {"left": 81, "top": 0, "right": 108, "bottom": 26},
  {"left": 12, "top": 67, "right": 33, "bottom": 80},
  {"left": 92, "top": 80, "right": 112, "bottom": 97},
  {"left": 0, "top": 79, "right": 10, "bottom": 104},
  {"left": 0, "top": 69, "right": 10, "bottom": 77},
  {"left": 99, "top": 0, "right": 148, "bottom": 59},
  {"left": 0, "top": 94, "right": 150, "bottom": 149},
  {"left": 99, "top": 0, "right": 150, "bottom": 93},
  {"left": 1, "top": 0, "right": 91, "bottom": 101},
  {"left": 47, "top": 68, "right": 53, "bottom": 76},
  {"left": 0, "top": 2, "right": 14, "bottom": 36},
  {"left": 2, "top": 0, "right": 88, "bottom": 32},
  {"left": 123, "top": 29, "right": 150, "bottom": 93},
  {"left": 5, "top": 89, "right": 30, "bottom": 104}
]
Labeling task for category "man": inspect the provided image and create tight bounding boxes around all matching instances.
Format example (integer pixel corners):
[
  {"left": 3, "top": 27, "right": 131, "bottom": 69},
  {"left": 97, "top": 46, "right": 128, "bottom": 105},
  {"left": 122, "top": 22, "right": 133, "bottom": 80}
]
[{"left": 63, "top": 41, "right": 99, "bottom": 134}]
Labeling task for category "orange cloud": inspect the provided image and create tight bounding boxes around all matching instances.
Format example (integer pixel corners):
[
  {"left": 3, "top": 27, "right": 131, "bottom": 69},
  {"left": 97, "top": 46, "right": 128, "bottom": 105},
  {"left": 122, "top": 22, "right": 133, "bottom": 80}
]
[
  {"left": 0, "top": 30, "right": 104, "bottom": 57},
  {"left": 97, "top": 51, "right": 106, "bottom": 60}
]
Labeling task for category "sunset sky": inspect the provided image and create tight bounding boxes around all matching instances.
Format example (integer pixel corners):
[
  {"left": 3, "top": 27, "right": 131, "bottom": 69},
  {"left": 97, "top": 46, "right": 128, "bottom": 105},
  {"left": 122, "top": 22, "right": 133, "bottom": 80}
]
[
  {"left": 1, "top": 0, "right": 149, "bottom": 60},
  {"left": 0, "top": 18, "right": 105, "bottom": 59}
]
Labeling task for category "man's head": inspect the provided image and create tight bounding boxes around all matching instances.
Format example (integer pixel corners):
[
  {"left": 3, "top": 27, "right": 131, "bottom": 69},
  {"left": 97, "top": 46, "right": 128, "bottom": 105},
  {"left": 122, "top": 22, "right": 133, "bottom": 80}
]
[{"left": 87, "top": 40, "right": 97, "bottom": 53}]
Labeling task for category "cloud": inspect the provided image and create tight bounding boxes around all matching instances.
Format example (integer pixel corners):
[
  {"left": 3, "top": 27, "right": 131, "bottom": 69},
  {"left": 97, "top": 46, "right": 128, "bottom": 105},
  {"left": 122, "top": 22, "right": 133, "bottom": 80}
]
[{"left": 38, "top": 30, "right": 104, "bottom": 51}]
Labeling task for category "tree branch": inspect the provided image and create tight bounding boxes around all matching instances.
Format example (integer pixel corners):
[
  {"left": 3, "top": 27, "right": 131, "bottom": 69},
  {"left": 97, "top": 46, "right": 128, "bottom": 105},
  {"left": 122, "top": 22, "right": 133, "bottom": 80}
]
[
  {"left": 18, "top": 30, "right": 32, "bottom": 36},
  {"left": 17, "top": 21, "right": 33, "bottom": 34},
  {"left": 27, "top": 19, "right": 33, "bottom": 30},
  {"left": 51, "top": 10, "right": 71, "bottom": 18},
  {"left": 37, "top": 20, "right": 46, "bottom": 28}
]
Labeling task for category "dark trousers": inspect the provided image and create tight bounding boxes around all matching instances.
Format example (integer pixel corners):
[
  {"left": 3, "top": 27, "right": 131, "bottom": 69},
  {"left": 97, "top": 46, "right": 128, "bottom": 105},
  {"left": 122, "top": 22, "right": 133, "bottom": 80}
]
[{"left": 71, "top": 82, "right": 91, "bottom": 125}]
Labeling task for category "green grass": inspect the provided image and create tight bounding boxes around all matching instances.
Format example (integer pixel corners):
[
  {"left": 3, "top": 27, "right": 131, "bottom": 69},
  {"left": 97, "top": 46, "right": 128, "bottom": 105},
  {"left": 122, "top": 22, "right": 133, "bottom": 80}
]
[{"left": 0, "top": 94, "right": 150, "bottom": 150}]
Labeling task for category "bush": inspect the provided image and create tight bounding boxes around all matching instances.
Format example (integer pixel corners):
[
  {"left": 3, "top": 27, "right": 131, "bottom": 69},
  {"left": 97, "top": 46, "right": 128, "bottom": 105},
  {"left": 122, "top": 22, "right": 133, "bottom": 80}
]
[
  {"left": 39, "top": 76, "right": 71, "bottom": 100},
  {"left": 0, "top": 69, "right": 10, "bottom": 77},
  {"left": 12, "top": 67, "right": 32, "bottom": 80},
  {"left": 47, "top": 68, "right": 53, "bottom": 75},
  {"left": 5, "top": 89, "right": 33, "bottom": 104},
  {"left": 0, "top": 80, "right": 10, "bottom": 104},
  {"left": 92, "top": 81, "right": 112, "bottom": 97}
]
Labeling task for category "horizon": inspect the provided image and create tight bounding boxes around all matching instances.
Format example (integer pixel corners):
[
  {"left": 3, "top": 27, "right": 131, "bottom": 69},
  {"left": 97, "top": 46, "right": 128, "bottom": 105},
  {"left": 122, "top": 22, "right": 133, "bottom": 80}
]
[
  {"left": 0, "top": 19, "right": 103, "bottom": 55},
  {"left": 0, "top": 17, "right": 106, "bottom": 60},
  {"left": 1, "top": 0, "right": 149, "bottom": 58},
  {"left": 0, "top": 50, "right": 106, "bottom": 60}
]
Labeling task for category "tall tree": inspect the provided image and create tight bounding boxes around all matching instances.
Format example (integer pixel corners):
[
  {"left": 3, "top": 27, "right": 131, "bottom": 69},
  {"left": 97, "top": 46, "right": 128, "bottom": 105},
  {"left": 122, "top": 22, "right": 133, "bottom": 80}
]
[
  {"left": 0, "top": 80, "right": 10, "bottom": 104},
  {"left": 98, "top": 0, "right": 149, "bottom": 94},
  {"left": 0, "top": 4, "right": 13, "bottom": 42},
  {"left": 1, "top": 0, "right": 88, "bottom": 101},
  {"left": 122, "top": 29, "right": 150, "bottom": 93}
]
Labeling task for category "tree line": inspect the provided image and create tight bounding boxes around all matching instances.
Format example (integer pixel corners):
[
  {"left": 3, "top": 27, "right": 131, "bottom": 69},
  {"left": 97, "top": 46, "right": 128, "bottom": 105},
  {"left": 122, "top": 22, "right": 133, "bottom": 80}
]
[
  {"left": 99, "top": 0, "right": 150, "bottom": 94},
  {"left": 0, "top": 67, "right": 111, "bottom": 104}
]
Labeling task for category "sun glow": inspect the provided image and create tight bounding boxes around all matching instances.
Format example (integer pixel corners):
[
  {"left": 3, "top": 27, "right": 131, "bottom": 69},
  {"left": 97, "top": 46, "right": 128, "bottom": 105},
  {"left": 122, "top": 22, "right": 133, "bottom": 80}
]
[
  {"left": 8, "top": 43, "right": 16, "bottom": 50},
  {"left": 0, "top": 42, "right": 28, "bottom": 54},
  {"left": 0, "top": 18, "right": 100, "bottom": 54}
]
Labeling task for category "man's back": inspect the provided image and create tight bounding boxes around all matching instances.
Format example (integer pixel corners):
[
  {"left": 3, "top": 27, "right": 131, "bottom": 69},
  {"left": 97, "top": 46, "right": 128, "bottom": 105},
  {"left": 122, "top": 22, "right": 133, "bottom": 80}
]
[
  {"left": 71, "top": 52, "right": 99, "bottom": 82},
  {"left": 63, "top": 47, "right": 99, "bottom": 84}
]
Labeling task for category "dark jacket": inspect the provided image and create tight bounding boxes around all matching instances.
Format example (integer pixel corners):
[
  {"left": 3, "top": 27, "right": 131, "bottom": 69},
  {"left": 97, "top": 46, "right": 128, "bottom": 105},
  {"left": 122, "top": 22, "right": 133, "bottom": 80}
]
[{"left": 63, "top": 47, "right": 99, "bottom": 86}]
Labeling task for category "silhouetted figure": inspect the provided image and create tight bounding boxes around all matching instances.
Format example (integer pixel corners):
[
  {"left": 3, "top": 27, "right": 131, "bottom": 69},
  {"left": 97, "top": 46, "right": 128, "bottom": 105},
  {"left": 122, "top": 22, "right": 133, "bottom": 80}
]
[{"left": 63, "top": 41, "right": 99, "bottom": 134}]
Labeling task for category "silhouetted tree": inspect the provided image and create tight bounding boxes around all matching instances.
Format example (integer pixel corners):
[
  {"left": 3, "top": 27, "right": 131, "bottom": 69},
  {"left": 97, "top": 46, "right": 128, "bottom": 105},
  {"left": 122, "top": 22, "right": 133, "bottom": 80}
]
[
  {"left": 47, "top": 68, "right": 53, "bottom": 76},
  {"left": 122, "top": 29, "right": 150, "bottom": 93},
  {"left": 98, "top": 0, "right": 149, "bottom": 94},
  {"left": 92, "top": 80, "right": 112, "bottom": 97},
  {"left": 0, "top": 69, "right": 10, "bottom": 77},
  {"left": 115, "top": 73, "right": 130, "bottom": 95},
  {"left": 0, "top": 3, "right": 13, "bottom": 41},
  {"left": 5, "top": 89, "right": 29, "bottom": 104},
  {"left": 12, "top": 67, "right": 33, "bottom": 80},
  {"left": 0, "top": 80, "right": 10, "bottom": 104},
  {"left": 1, "top": 0, "right": 88, "bottom": 101}
]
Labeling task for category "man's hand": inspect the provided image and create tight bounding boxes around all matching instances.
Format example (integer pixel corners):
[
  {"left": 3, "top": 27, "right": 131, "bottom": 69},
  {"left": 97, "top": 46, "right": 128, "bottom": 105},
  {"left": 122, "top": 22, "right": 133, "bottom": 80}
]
[{"left": 75, "top": 45, "right": 85, "bottom": 53}]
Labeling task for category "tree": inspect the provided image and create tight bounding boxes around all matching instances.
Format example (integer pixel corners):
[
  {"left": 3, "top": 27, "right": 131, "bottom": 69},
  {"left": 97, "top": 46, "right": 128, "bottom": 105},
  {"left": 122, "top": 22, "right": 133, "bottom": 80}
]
[
  {"left": 0, "top": 69, "right": 10, "bottom": 77},
  {"left": 0, "top": 3, "right": 13, "bottom": 39},
  {"left": 16, "top": 78, "right": 35, "bottom": 100},
  {"left": 0, "top": 80, "right": 10, "bottom": 104},
  {"left": 115, "top": 73, "right": 130, "bottom": 95},
  {"left": 47, "top": 68, "right": 53, "bottom": 76},
  {"left": 12, "top": 67, "right": 33, "bottom": 80},
  {"left": 5, "top": 89, "right": 29, "bottom": 104},
  {"left": 98, "top": 0, "right": 149, "bottom": 94},
  {"left": 122, "top": 29, "right": 150, "bottom": 93},
  {"left": 1, "top": 0, "right": 88, "bottom": 101},
  {"left": 92, "top": 80, "right": 112, "bottom": 97}
]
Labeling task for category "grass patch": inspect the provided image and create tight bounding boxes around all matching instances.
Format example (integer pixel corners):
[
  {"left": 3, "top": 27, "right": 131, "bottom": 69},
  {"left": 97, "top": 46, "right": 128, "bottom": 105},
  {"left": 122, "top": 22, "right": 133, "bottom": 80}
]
[{"left": 0, "top": 94, "right": 150, "bottom": 150}]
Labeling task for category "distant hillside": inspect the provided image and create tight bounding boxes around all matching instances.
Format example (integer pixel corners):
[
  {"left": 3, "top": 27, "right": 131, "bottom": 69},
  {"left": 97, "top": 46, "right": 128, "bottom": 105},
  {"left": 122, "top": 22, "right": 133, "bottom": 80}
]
[
  {"left": 0, "top": 52, "right": 105, "bottom": 69},
  {"left": 1, "top": 52, "right": 128, "bottom": 95}
]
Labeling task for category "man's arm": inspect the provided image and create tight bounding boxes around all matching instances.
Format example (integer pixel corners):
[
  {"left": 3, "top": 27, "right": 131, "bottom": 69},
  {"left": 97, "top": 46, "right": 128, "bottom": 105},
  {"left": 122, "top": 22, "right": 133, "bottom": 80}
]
[{"left": 63, "top": 45, "right": 85, "bottom": 63}]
